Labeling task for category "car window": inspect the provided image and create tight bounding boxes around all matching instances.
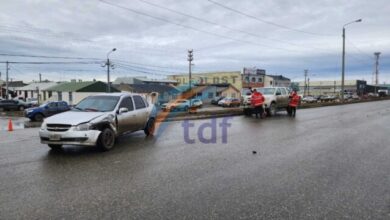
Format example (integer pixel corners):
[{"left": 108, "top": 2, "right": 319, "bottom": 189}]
[
  {"left": 75, "top": 96, "right": 120, "bottom": 112},
  {"left": 276, "top": 88, "right": 282, "bottom": 95},
  {"left": 48, "top": 103, "right": 57, "bottom": 108},
  {"left": 133, "top": 95, "right": 146, "bottom": 109},
  {"left": 281, "top": 88, "right": 287, "bottom": 95},
  {"left": 119, "top": 97, "right": 134, "bottom": 111}
]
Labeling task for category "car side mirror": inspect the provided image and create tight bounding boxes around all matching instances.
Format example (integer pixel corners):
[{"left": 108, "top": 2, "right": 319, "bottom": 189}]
[{"left": 119, "top": 107, "right": 128, "bottom": 114}]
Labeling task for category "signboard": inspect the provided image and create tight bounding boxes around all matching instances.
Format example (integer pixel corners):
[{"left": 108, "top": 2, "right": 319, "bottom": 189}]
[{"left": 243, "top": 68, "right": 266, "bottom": 75}]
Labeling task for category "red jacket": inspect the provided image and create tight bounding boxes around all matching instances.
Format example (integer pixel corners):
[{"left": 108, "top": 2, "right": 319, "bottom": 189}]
[
  {"left": 251, "top": 91, "right": 265, "bottom": 107},
  {"left": 289, "top": 93, "right": 300, "bottom": 107}
]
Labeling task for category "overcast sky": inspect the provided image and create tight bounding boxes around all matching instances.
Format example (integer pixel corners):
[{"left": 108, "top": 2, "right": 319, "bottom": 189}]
[{"left": 0, "top": 0, "right": 389, "bottom": 84}]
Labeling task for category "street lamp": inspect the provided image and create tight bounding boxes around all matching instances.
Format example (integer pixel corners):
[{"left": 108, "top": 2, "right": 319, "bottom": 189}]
[
  {"left": 341, "top": 19, "right": 362, "bottom": 102},
  {"left": 104, "top": 48, "right": 117, "bottom": 93}
]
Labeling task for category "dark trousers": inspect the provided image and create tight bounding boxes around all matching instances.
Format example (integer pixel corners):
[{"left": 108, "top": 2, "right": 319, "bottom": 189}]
[
  {"left": 254, "top": 106, "right": 264, "bottom": 118},
  {"left": 289, "top": 106, "right": 296, "bottom": 117}
]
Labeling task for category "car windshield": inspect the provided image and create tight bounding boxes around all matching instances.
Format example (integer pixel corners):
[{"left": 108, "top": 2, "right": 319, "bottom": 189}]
[
  {"left": 257, "top": 88, "right": 276, "bottom": 95},
  {"left": 74, "top": 96, "right": 120, "bottom": 112}
]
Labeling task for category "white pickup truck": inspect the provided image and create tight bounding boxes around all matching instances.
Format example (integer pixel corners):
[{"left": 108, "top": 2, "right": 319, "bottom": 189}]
[{"left": 242, "top": 87, "right": 290, "bottom": 116}]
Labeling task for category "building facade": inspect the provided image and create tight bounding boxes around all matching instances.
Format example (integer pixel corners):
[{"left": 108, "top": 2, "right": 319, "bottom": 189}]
[
  {"left": 168, "top": 71, "right": 242, "bottom": 91},
  {"left": 298, "top": 80, "right": 367, "bottom": 96},
  {"left": 242, "top": 68, "right": 266, "bottom": 88}
]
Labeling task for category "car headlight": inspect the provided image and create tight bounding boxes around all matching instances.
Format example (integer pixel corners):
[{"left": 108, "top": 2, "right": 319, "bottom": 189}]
[
  {"left": 74, "top": 123, "right": 92, "bottom": 131},
  {"left": 40, "top": 121, "right": 47, "bottom": 130}
]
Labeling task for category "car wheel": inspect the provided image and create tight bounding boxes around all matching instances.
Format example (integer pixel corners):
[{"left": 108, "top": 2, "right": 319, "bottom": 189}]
[
  {"left": 48, "top": 144, "right": 62, "bottom": 150},
  {"left": 97, "top": 127, "right": 115, "bottom": 151},
  {"left": 33, "top": 113, "right": 44, "bottom": 121},
  {"left": 19, "top": 106, "right": 25, "bottom": 111},
  {"left": 144, "top": 118, "right": 156, "bottom": 136},
  {"left": 269, "top": 103, "right": 276, "bottom": 116}
]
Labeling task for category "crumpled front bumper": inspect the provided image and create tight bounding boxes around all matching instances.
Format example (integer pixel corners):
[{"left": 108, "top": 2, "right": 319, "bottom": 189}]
[{"left": 39, "top": 129, "right": 101, "bottom": 146}]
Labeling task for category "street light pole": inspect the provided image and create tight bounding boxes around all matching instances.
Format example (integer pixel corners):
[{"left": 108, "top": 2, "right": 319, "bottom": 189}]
[
  {"left": 104, "top": 48, "right": 116, "bottom": 93},
  {"left": 341, "top": 19, "right": 362, "bottom": 103}
]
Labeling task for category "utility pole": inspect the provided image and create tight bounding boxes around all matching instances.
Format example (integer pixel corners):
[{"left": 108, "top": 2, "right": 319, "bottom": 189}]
[
  {"left": 103, "top": 48, "right": 116, "bottom": 93},
  {"left": 304, "top": 69, "right": 308, "bottom": 96},
  {"left": 187, "top": 49, "right": 193, "bottom": 97},
  {"left": 341, "top": 19, "right": 362, "bottom": 103},
  {"left": 307, "top": 78, "right": 310, "bottom": 96},
  {"left": 39, "top": 73, "right": 42, "bottom": 83},
  {"left": 5, "top": 61, "right": 9, "bottom": 100},
  {"left": 374, "top": 52, "right": 381, "bottom": 94}
]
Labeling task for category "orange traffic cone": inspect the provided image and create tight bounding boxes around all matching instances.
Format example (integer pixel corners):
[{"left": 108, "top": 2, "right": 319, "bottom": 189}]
[{"left": 8, "top": 119, "right": 13, "bottom": 132}]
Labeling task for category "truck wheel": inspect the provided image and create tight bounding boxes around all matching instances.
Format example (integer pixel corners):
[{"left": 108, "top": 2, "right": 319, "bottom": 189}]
[
  {"left": 269, "top": 103, "right": 277, "bottom": 116},
  {"left": 48, "top": 144, "right": 62, "bottom": 150},
  {"left": 144, "top": 118, "right": 156, "bottom": 136},
  {"left": 97, "top": 128, "right": 115, "bottom": 151},
  {"left": 34, "top": 113, "right": 44, "bottom": 121}
]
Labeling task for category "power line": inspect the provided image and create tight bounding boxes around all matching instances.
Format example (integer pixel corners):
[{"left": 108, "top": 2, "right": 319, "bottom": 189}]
[
  {"left": 0, "top": 53, "right": 102, "bottom": 61},
  {"left": 0, "top": 61, "right": 101, "bottom": 64},
  {"left": 98, "top": 0, "right": 300, "bottom": 52},
  {"left": 136, "top": 0, "right": 305, "bottom": 48},
  {"left": 207, "top": 0, "right": 334, "bottom": 36}
]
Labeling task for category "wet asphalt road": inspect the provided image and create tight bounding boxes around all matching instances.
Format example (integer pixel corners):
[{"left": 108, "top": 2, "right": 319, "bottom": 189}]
[{"left": 1, "top": 101, "right": 390, "bottom": 219}]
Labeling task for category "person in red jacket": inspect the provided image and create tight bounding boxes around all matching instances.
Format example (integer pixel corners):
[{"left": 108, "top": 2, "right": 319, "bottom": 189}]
[
  {"left": 251, "top": 89, "right": 265, "bottom": 118},
  {"left": 288, "top": 91, "right": 300, "bottom": 117}
]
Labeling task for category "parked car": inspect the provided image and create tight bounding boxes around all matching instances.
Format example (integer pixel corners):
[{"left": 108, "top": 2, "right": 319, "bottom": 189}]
[
  {"left": 190, "top": 99, "right": 203, "bottom": 108},
  {"left": 0, "top": 99, "right": 32, "bottom": 111},
  {"left": 25, "top": 101, "right": 70, "bottom": 121},
  {"left": 242, "top": 87, "right": 290, "bottom": 116},
  {"left": 161, "top": 99, "right": 190, "bottom": 111},
  {"left": 26, "top": 97, "right": 39, "bottom": 106},
  {"left": 218, "top": 97, "right": 230, "bottom": 106},
  {"left": 39, "top": 93, "right": 157, "bottom": 151},
  {"left": 302, "top": 96, "right": 317, "bottom": 103},
  {"left": 211, "top": 96, "right": 225, "bottom": 105},
  {"left": 221, "top": 98, "right": 240, "bottom": 107}
]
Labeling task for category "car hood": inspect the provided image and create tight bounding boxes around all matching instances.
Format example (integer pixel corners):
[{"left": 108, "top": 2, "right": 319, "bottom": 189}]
[{"left": 44, "top": 111, "right": 107, "bottom": 125}]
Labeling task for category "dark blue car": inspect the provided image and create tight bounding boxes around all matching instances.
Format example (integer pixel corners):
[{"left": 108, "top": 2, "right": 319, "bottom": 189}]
[{"left": 25, "top": 101, "right": 70, "bottom": 121}]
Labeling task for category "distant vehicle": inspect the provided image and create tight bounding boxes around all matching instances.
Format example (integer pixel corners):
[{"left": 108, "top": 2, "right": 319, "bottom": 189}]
[
  {"left": 302, "top": 96, "right": 317, "bottom": 103},
  {"left": 190, "top": 99, "right": 203, "bottom": 108},
  {"left": 39, "top": 93, "right": 157, "bottom": 151},
  {"left": 25, "top": 101, "right": 70, "bottom": 121},
  {"left": 0, "top": 99, "right": 32, "bottom": 111},
  {"left": 26, "top": 97, "right": 39, "bottom": 106},
  {"left": 211, "top": 96, "right": 225, "bottom": 105},
  {"left": 242, "top": 87, "right": 290, "bottom": 116},
  {"left": 351, "top": 94, "right": 360, "bottom": 100},
  {"left": 221, "top": 98, "right": 240, "bottom": 107},
  {"left": 218, "top": 97, "right": 230, "bottom": 106},
  {"left": 378, "top": 90, "right": 388, "bottom": 97},
  {"left": 161, "top": 99, "right": 190, "bottom": 111}
]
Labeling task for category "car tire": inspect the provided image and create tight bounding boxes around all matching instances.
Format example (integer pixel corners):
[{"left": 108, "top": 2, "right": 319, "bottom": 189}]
[
  {"left": 48, "top": 144, "right": 62, "bottom": 150},
  {"left": 33, "top": 113, "right": 44, "bottom": 122},
  {"left": 144, "top": 118, "right": 156, "bottom": 136},
  {"left": 269, "top": 103, "right": 276, "bottom": 116},
  {"left": 19, "top": 106, "right": 25, "bottom": 111},
  {"left": 97, "top": 127, "right": 115, "bottom": 151}
]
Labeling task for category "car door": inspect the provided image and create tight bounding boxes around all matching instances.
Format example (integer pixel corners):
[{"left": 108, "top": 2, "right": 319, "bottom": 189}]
[
  {"left": 46, "top": 102, "right": 59, "bottom": 116},
  {"left": 275, "top": 88, "right": 285, "bottom": 108},
  {"left": 133, "top": 95, "right": 149, "bottom": 130},
  {"left": 116, "top": 96, "right": 138, "bottom": 134},
  {"left": 280, "top": 88, "right": 289, "bottom": 107}
]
